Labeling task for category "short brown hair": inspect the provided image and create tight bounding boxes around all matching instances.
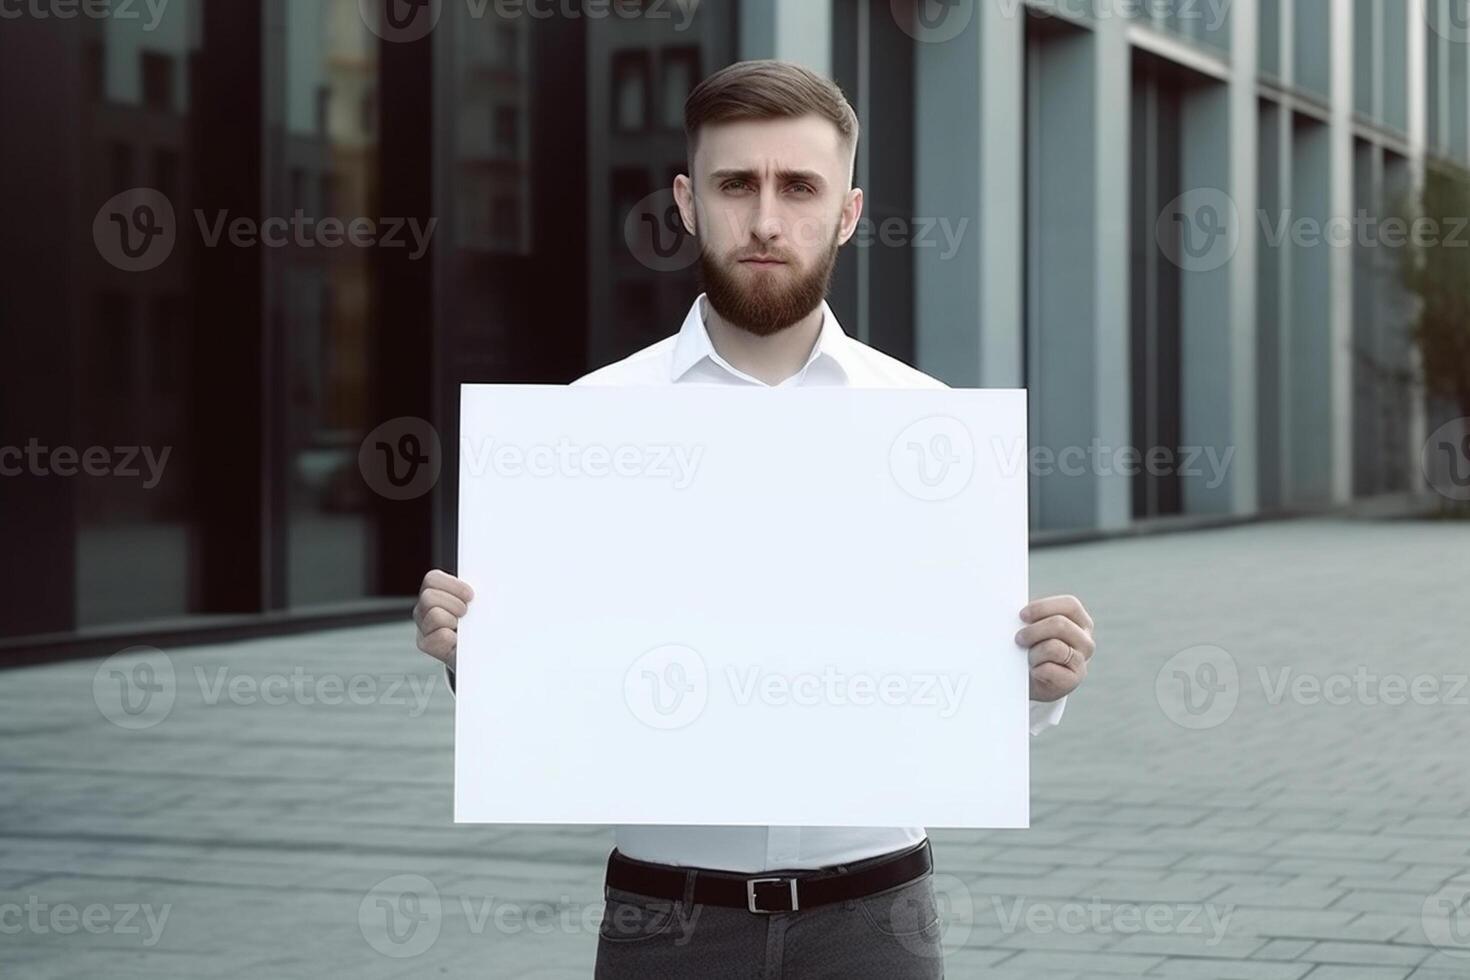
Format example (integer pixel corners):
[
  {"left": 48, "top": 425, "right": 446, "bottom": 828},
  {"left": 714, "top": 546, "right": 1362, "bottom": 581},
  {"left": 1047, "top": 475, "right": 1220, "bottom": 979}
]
[{"left": 684, "top": 60, "right": 860, "bottom": 173}]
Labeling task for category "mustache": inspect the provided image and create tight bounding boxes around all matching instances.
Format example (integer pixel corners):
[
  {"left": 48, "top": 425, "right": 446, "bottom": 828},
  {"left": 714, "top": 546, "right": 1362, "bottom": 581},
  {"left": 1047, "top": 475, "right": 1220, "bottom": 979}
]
[{"left": 730, "top": 247, "right": 796, "bottom": 263}]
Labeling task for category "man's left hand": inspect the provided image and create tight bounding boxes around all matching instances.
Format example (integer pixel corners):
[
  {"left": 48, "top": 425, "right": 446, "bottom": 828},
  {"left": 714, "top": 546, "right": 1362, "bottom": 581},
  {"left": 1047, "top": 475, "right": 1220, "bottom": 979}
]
[{"left": 1016, "top": 595, "right": 1095, "bottom": 702}]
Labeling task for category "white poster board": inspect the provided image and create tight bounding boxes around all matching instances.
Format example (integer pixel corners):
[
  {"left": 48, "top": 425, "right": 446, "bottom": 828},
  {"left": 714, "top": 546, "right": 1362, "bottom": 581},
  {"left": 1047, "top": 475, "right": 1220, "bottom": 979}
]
[{"left": 455, "top": 385, "right": 1030, "bottom": 828}]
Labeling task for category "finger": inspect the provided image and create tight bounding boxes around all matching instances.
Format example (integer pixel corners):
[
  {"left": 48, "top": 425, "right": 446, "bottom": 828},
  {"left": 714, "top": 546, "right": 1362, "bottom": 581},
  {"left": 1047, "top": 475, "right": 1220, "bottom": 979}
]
[
  {"left": 1015, "top": 615, "right": 1096, "bottom": 658},
  {"left": 1027, "top": 638, "right": 1083, "bottom": 672},
  {"left": 414, "top": 588, "right": 469, "bottom": 627},
  {"left": 418, "top": 606, "right": 458, "bottom": 636},
  {"left": 1031, "top": 659, "right": 1085, "bottom": 700},
  {"left": 416, "top": 627, "right": 457, "bottom": 661},
  {"left": 423, "top": 570, "right": 475, "bottom": 604},
  {"left": 1020, "top": 595, "right": 1094, "bottom": 632}
]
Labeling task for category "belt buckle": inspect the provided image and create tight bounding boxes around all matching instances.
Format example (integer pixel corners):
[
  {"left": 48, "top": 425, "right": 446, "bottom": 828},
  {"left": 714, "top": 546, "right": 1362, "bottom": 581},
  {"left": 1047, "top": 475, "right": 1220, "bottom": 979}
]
[{"left": 746, "top": 876, "right": 799, "bottom": 914}]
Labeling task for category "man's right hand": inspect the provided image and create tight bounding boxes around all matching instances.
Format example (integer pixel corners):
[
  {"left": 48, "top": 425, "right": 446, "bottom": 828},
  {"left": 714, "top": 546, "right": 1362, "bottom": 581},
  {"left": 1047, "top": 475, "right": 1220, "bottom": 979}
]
[{"left": 414, "top": 570, "right": 475, "bottom": 672}]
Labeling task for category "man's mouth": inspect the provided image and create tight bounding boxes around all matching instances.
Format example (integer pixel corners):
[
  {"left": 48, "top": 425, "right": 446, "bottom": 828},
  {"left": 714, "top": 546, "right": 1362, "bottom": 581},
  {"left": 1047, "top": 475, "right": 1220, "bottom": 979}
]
[{"left": 739, "top": 256, "right": 786, "bottom": 266}]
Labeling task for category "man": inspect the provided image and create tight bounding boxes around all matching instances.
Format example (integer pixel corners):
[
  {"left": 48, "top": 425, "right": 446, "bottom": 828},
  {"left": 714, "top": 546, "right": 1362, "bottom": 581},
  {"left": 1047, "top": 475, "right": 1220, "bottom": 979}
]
[{"left": 414, "top": 60, "right": 1095, "bottom": 978}]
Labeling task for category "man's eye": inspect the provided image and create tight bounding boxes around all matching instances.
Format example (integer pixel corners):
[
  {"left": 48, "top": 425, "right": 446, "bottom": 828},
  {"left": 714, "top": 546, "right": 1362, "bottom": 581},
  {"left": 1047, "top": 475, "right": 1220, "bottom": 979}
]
[
  {"left": 788, "top": 183, "right": 815, "bottom": 196},
  {"left": 722, "top": 180, "right": 752, "bottom": 193}
]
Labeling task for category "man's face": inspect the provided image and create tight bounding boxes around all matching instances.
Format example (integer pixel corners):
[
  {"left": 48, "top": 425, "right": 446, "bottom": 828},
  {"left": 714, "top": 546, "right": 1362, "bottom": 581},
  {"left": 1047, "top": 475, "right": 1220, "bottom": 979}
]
[{"left": 674, "top": 115, "right": 863, "bottom": 336}]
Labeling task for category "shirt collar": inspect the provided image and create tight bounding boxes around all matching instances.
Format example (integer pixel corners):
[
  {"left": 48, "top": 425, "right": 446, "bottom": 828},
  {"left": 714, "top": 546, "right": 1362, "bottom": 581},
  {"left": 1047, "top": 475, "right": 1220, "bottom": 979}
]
[{"left": 670, "top": 294, "right": 852, "bottom": 385}]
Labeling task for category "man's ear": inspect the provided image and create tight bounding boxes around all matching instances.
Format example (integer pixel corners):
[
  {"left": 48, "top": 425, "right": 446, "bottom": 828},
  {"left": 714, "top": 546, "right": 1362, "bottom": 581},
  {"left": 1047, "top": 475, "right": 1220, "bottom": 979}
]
[
  {"left": 673, "top": 174, "right": 698, "bottom": 236},
  {"left": 836, "top": 186, "right": 864, "bottom": 246}
]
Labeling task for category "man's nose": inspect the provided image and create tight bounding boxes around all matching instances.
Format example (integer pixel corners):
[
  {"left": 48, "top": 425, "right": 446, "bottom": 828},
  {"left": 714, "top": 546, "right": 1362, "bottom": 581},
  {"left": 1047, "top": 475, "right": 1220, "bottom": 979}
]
[{"left": 752, "top": 188, "right": 784, "bottom": 242}]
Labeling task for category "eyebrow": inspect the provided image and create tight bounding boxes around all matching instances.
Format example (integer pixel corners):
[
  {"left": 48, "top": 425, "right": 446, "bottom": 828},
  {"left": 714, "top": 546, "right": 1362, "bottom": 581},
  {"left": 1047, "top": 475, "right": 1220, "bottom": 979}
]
[{"left": 708, "top": 168, "right": 828, "bottom": 190}]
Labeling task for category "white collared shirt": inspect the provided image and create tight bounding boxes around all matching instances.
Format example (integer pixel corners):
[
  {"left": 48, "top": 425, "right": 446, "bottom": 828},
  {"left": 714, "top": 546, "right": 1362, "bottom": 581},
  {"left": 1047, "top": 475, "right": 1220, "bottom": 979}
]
[{"left": 559, "top": 294, "right": 1066, "bottom": 872}]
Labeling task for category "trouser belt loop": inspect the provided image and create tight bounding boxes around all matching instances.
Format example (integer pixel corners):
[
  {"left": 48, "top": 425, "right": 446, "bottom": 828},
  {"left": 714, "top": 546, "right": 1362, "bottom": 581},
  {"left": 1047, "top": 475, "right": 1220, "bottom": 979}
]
[{"left": 682, "top": 869, "right": 697, "bottom": 910}]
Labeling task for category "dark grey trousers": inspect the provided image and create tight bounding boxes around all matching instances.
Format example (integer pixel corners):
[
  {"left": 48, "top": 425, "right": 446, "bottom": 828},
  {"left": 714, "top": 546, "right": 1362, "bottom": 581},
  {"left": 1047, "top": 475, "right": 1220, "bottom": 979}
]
[{"left": 593, "top": 862, "right": 944, "bottom": 979}]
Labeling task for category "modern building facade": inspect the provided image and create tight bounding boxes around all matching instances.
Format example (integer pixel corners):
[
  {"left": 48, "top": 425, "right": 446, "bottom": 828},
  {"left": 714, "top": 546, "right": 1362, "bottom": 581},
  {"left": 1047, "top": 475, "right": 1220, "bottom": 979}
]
[{"left": 1, "top": 0, "right": 1463, "bottom": 658}]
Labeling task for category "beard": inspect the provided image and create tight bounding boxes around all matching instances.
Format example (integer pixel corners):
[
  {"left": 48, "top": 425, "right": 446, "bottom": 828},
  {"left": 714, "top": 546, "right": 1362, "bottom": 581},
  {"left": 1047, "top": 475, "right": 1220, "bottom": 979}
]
[{"left": 698, "top": 230, "right": 841, "bottom": 337}]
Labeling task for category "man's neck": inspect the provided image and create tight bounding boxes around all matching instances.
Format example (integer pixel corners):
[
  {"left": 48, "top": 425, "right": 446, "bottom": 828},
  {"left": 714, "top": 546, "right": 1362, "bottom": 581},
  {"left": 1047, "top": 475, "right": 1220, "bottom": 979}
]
[{"left": 701, "top": 298, "right": 824, "bottom": 387}]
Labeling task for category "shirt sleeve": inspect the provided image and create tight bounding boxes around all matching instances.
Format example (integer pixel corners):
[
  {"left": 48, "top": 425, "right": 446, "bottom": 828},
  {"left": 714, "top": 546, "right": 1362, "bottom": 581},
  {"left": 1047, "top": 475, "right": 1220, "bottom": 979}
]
[{"left": 1029, "top": 696, "right": 1066, "bottom": 735}]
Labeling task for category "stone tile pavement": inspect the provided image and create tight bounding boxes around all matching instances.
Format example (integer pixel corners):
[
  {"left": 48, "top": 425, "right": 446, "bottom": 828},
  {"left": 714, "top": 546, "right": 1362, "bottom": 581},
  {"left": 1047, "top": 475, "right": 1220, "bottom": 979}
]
[{"left": 1, "top": 518, "right": 1468, "bottom": 978}]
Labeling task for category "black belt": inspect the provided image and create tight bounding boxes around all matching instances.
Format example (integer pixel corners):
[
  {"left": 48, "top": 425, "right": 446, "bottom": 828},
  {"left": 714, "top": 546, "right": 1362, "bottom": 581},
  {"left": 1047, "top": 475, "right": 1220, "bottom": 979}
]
[{"left": 604, "top": 839, "right": 931, "bottom": 914}]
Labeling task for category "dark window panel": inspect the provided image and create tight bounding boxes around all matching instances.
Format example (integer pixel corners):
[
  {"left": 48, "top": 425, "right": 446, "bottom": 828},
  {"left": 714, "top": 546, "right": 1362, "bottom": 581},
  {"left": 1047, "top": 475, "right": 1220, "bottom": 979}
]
[
  {"left": 141, "top": 51, "right": 174, "bottom": 111},
  {"left": 612, "top": 50, "right": 650, "bottom": 132}
]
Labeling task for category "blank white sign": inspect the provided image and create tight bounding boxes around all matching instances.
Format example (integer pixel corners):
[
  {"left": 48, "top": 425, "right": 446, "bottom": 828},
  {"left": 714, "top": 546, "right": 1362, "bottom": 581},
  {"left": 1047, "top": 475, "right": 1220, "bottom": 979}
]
[{"left": 454, "top": 384, "right": 1030, "bottom": 828}]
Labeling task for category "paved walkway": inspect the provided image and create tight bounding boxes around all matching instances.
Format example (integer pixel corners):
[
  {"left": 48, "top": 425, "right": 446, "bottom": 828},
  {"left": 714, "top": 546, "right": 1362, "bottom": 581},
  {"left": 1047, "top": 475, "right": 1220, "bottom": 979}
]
[{"left": 2, "top": 518, "right": 1468, "bottom": 979}]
